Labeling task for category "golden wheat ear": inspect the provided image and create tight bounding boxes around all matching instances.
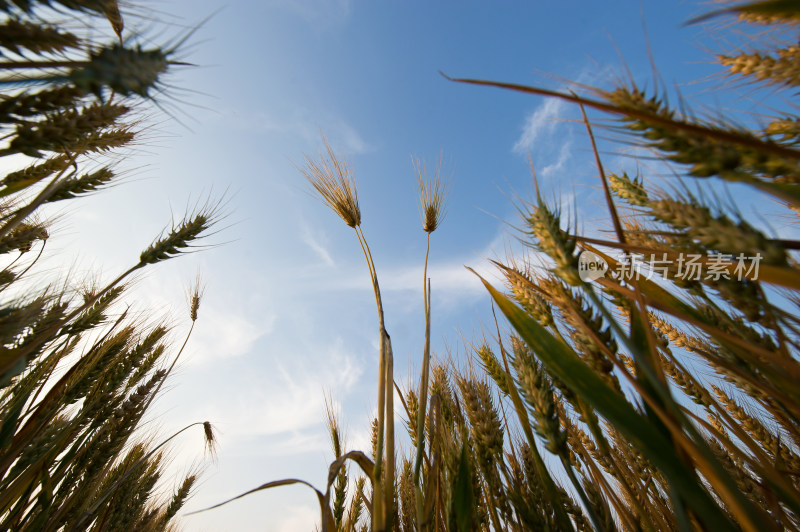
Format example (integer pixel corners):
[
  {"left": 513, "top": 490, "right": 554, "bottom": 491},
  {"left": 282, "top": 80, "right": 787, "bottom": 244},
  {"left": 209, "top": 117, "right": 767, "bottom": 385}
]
[
  {"left": 299, "top": 134, "right": 361, "bottom": 228},
  {"left": 413, "top": 153, "right": 449, "bottom": 234}
]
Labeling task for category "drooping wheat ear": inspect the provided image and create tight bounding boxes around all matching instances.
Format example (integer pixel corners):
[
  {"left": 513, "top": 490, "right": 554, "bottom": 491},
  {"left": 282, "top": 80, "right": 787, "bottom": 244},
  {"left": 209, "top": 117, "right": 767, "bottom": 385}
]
[
  {"left": 202, "top": 421, "right": 217, "bottom": 456},
  {"left": 648, "top": 193, "right": 788, "bottom": 265},
  {"left": 413, "top": 154, "right": 448, "bottom": 233},
  {"left": 0, "top": 19, "right": 80, "bottom": 56},
  {"left": 102, "top": 0, "right": 124, "bottom": 38},
  {"left": 138, "top": 201, "right": 220, "bottom": 266},
  {"left": 719, "top": 47, "right": 800, "bottom": 89},
  {"left": 299, "top": 135, "right": 361, "bottom": 228},
  {"left": 608, "top": 171, "right": 649, "bottom": 207}
]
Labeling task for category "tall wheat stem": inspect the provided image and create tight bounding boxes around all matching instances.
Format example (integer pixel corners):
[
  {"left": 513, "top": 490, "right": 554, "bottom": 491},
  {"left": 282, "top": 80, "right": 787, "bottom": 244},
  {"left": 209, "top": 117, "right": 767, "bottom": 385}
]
[
  {"left": 354, "top": 225, "right": 394, "bottom": 531},
  {"left": 414, "top": 233, "right": 432, "bottom": 525}
]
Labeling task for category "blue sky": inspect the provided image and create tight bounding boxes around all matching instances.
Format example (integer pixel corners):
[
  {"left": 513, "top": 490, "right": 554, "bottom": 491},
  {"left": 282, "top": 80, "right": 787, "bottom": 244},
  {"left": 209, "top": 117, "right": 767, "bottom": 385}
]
[{"left": 34, "top": 1, "right": 795, "bottom": 530}]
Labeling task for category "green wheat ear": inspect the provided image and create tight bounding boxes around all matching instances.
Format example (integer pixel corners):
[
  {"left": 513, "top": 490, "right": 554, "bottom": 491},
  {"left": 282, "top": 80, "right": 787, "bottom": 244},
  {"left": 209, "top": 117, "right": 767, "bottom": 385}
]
[{"left": 138, "top": 199, "right": 222, "bottom": 266}]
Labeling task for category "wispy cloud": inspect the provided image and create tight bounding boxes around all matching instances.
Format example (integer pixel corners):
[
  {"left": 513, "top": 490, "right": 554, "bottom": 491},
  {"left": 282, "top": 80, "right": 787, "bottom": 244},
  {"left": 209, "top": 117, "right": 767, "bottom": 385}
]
[
  {"left": 330, "top": 227, "right": 514, "bottom": 302},
  {"left": 513, "top": 97, "right": 568, "bottom": 155},
  {"left": 301, "top": 222, "right": 335, "bottom": 267},
  {"left": 201, "top": 338, "right": 364, "bottom": 446},
  {"left": 541, "top": 140, "right": 572, "bottom": 179},
  {"left": 335, "top": 120, "right": 371, "bottom": 155},
  {"left": 295, "top": 113, "right": 372, "bottom": 155},
  {"left": 379, "top": 261, "right": 487, "bottom": 295},
  {"left": 274, "top": 505, "right": 318, "bottom": 532},
  {"left": 188, "top": 306, "right": 270, "bottom": 366},
  {"left": 512, "top": 67, "right": 600, "bottom": 157}
]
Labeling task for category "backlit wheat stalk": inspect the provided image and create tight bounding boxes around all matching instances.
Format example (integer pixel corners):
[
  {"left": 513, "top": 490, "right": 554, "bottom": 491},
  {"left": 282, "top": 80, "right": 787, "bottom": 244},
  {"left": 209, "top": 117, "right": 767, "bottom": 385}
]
[
  {"left": 0, "top": 2, "right": 218, "bottom": 530},
  {"left": 201, "top": 1, "right": 800, "bottom": 531}
]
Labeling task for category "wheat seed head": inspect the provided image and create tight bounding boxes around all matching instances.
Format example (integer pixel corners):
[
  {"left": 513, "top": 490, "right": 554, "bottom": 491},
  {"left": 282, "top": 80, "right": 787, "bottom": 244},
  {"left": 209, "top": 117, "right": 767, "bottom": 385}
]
[
  {"left": 300, "top": 135, "right": 361, "bottom": 228},
  {"left": 413, "top": 154, "right": 448, "bottom": 233},
  {"left": 186, "top": 271, "right": 204, "bottom": 322},
  {"left": 203, "top": 421, "right": 218, "bottom": 458}
]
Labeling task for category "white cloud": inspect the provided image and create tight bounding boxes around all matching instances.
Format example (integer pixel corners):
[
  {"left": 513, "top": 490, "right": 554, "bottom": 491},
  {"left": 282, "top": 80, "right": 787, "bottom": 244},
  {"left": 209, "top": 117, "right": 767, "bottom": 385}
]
[
  {"left": 201, "top": 339, "right": 364, "bottom": 446},
  {"left": 513, "top": 97, "right": 568, "bottom": 155},
  {"left": 512, "top": 67, "right": 601, "bottom": 157},
  {"left": 335, "top": 120, "right": 371, "bottom": 155},
  {"left": 294, "top": 113, "right": 372, "bottom": 155},
  {"left": 187, "top": 306, "right": 271, "bottom": 366},
  {"left": 275, "top": 504, "right": 318, "bottom": 532},
  {"left": 380, "top": 262, "right": 485, "bottom": 295},
  {"left": 541, "top": 140, "right": 572, "bottom": 180},
  {"left": 301, "top": 222, "right": 335, "bottom": 267},
  {"left": 320, "top": 227, "right": 514, "bottom": 303}
]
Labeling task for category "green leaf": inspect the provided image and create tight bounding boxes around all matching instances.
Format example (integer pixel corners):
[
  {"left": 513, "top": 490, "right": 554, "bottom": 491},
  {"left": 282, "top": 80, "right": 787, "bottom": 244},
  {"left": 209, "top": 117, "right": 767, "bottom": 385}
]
[
  {"left": 450, "top": 441, "right": 474, "bottom": 532},
  {"left": 475, "top": 272, "right": 739, "bottom": 531}
]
